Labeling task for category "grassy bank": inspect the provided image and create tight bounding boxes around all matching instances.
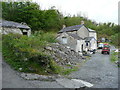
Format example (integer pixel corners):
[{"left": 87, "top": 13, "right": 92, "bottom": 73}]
[
  {"left": 2, "top": 32, "right": 78, "bottom": 75},
  {"left": 110, "top": 51, "right": 119, "bottom": 67},
  {"left": 0, "top": 34, "right": 2, "bottom": 52},
  {"left": 110, "top": 51, "right": 118, "bottom": 62}
]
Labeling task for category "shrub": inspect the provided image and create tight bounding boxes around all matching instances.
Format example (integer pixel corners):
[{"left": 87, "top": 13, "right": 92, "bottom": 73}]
[
  {"left": 2, "top": 33, "right": 57, "bottom": 74},
  {"left": 110, "top": 33, "right": 120, "bottom": 47},
  {"left": 110, "top": 51, "right": 118, "bottom": 62},
  {"left": 2, "top": 33, "right": 77, "bottom": 75},
  {"left": 33, "top": 31, "right": 57, "bottom": 43}
]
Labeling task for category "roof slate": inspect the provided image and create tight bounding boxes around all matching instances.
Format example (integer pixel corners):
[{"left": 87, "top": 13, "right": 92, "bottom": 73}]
[
  {"left": 59, "top": 24, "right": 83, "bottom": 33},
  {"left": 59, "top": 24, "right": 96, "bottom": 33},
  {"left": 67, "top": 33, "right": 83, "bottom": 40},
  {"left": 0, "top": 19, "right": 30, "bottom": 29}
]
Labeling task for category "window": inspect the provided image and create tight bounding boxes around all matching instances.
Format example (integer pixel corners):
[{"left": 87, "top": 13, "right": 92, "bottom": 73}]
[
  {"left": 62, "top": 37, "right": 67, "bottom": 44},
  {"left": 86, "top": 42, "right": 88, "bottom": 46}
]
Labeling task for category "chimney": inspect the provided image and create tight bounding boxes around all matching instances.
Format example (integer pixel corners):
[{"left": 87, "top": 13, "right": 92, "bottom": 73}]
[
  {"left": 62, "top": 25, "right": 66, "bottom": 29},
  {"left": 81, "top": 21, "right": 84, "bottom": 25}
]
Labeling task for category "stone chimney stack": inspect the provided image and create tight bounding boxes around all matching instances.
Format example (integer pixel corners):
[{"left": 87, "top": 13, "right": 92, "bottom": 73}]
[
  {"left": 81, "top": 20, "right": 84, "bottom": 25},
  {"left": 62, "top": 25, "right": 66, "bottom": 29}
]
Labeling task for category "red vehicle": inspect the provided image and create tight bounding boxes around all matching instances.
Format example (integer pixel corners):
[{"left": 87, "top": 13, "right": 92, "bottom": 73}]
[{"left": 101, "top": 44, "right": 110, "bottom": 54}]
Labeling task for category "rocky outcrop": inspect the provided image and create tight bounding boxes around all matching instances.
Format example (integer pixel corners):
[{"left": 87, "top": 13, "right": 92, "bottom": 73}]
[{"left": 45, "top": 43, "right": 86, "bottom": 66}]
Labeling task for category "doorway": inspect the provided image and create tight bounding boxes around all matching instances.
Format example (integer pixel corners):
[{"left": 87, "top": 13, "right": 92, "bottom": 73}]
[
  {"left": 23, "top": 32, "right": 27, "bottom": 35},
  {"left": 81, "top": 44, "right": 83, "bottom": 52}
]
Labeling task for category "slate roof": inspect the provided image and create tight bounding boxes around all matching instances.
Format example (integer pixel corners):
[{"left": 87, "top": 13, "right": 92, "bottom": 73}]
[
  {"left": 0, "top": 19, "right": 30, "bottom": 30},
  {"left": 59, "top": 24, "right": 83, "bottom": 33},
  {"left": 84, "top": 37, "right": 96, "bottom": 42},
  {"left": 67, "top": 33, "right": 83, "bottom": 40},
  {"left": 58, "top": 24, "right": 96, "bottom": 33}
]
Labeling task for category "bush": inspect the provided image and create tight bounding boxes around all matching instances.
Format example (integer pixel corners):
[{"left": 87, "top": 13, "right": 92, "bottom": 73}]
[
  {"left": 2, "top": 33, "right": 78, "bottom": 75},
  {"left": 33, "top": 31, "right": 57, "bottom": 43},
  {"left": 2, "top": 33, "right": 58, "bottom": 74},
  {"left": 110, "top": 33, "right": 120, "bottom": 47},
  {"left": 110, "top": 51, "right": 118, "bottom": 63}
]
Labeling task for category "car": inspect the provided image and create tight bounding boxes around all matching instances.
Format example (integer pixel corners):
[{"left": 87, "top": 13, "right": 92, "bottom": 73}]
[
  {"left": 98, "top": 43, "right": 104, "bottom": 49},
  {"left": 101, "top": 44, "right": 110, "bottom": 54}
]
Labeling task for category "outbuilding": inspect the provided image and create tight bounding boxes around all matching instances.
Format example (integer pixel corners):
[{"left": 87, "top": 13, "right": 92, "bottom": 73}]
[
  {"left": 0, "top": 19, "right": 31, "bottom": 36},
  {"left": 57, "top": 21, "right": 97, "bottom": 55}
]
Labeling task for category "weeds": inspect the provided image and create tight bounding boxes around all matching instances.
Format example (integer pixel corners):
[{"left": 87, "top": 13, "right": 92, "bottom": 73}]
[
  {"left": 2, "top": 33, "right": 57, "bottom": 74},
  {"left": 110, "top": 51, "right": 118, "bottom": 63},
  {"left": 2, "top": 32, "right": 77, "bottom": 75}
]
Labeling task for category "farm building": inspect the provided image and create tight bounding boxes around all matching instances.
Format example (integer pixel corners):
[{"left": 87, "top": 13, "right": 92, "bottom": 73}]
[
  {"left": 57, "top": 21, "right": 97, "bottom": 55},
  {"left": 0, "top": 19, "right": 31, "bottom": 36}
]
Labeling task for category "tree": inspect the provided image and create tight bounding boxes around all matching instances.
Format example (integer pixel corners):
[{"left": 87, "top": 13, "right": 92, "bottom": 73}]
[{"left": 42, "top": 9, "right": 62, "bottom": 31}]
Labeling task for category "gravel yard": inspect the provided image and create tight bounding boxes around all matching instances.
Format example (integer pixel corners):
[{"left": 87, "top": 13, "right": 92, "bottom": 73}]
[{"left": 68, "top": 46, "right": 118, "bottom": 88}]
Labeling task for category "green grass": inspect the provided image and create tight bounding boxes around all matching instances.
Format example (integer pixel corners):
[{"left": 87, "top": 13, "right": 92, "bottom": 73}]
[
  {"left": 62, "top": 66, "right": 79, "bottom": 75},
  {"left": 110, "top": 51, "right": 118, "bottom": 63},
  {"left": 0, "top": 34, "right": 2, "bottom": 52},
  {"left": 0, "top": 41, "right": 2, "bottom": 52},
  {"left": 2, "top": 32, "right": 78, "bottom": 75},
  {"left": 2, "top": 33, "right": 56, "bottom": 74}
]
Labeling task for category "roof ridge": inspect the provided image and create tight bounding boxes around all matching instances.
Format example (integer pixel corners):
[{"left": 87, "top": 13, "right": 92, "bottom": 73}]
[
  {"left": 59, "top": 24, "right": 84, "bottom": 33},
  {"left": 0, "top": 19, "right": 30, "bottom": 29},
  {"left": 65, "top": 24, "right": 83, "bottom": 28}
]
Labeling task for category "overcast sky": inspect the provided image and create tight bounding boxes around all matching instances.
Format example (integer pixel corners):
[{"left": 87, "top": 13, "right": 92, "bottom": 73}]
[{"left": 32, "top": 0, "right": 119, "bottom": 24}]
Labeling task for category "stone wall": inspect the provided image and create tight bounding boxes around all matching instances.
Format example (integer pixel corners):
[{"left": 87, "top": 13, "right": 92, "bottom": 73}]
[
  {"left": 0, "top": 27, "right": 31, "bottom": 36},
  {"left": 45, "top": 43, "right": 85, "bottom": 66},
  {"left": 56, "top": 33, "right": 77, "bottom": 52},
  {"left": 0, "top": 27, "right": 2, "bottom": 34},
  {"left": 67, "top": 36, "right": 77, "bottom": 51},
  {"left": 89, "top": 32, "right": 97, "bottom": 40},
  {"left": 77, "top": 25, "right": 89, "bottom": 38},
  {"left": 2, "top": 27, "right": 23, "bottom": 35}
]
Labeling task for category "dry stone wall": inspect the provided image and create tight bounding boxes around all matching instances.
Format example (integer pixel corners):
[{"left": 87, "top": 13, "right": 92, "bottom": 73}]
[
  {"left": 45, "top": 43, "right": 85, "bottom": 66},
  {"left": 1, "top": 27, "right": 23, "bottom": 35}
]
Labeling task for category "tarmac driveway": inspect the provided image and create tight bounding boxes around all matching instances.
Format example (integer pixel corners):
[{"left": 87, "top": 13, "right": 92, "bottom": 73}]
[{"left": 68, "top": 46, "right": 118, "bottom": 88}]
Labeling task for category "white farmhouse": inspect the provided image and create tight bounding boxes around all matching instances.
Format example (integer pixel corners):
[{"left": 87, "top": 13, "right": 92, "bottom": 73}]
[{"left": 57, "top": 21, "right": 97, "bottom": 55}]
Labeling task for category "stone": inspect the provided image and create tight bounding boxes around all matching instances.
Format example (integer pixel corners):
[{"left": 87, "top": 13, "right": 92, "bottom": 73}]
[
  {"left": 71, "top": 79, "right": 94, "bottom": 88},
  {"left": 2, "top": 27, "right": 23, "bottom": 35},
  {"left": 19, "top": 68, "right": 22, "bottom": 71},
  {"left": 24, "top": 58, "right": 28, "bottom": 61},
  {"left": 45, "top": 43, "right": 85, "bottom": 66},
  {"left": 56, "top": 78, "right": 85, "bottom": 88},
  {"left": 19, "top": 73, "right": 56, "bottom": 81},
  {"left": 115, "top": 61, "right": 118, "bottom": 64},
  {"left": 45, "top": 46, "right": 52, "bottom": 51}
]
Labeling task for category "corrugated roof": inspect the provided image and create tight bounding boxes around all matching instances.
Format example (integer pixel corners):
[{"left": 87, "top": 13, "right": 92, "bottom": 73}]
[
  {"left": 0, "top": 19, "right": 30, "bottom": 29},
  {"left": 67, "top": 33, "right": 83, "bottom": 40}
]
